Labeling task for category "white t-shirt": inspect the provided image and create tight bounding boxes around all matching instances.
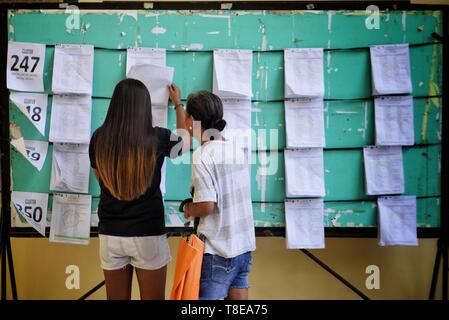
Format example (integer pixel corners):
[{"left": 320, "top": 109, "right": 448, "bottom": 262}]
[{"left": 191, "top": 139, "right": 256, "bottom": 258}]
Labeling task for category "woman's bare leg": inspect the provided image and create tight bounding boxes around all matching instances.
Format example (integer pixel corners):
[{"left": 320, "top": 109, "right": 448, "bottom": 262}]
[
  {"left": 103, "top": 264, "right": 134, "bottom": 300},
  {"left": 135, "top": 266, "right": 167, "bottom": 300}
]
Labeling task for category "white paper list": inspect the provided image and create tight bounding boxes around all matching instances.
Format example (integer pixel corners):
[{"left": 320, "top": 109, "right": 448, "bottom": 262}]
[
  {"left": 7, "top": 41, "right": 45, "bottom": 92},
  {"left": 152, "top": 105, "right": 168, "bottom": 128},
  {"left": 49, "top": 95, "right": 92, "bottom": 144},
  {"left": 284, "top": 48, "right": 324, "bottom": 98},
  {"left": 127, "top": 64, "right": 174, "bottom": 108},
  {"left": 284, "top": 148, "right": 325, "bottom": 197},
  {"left": 374, "top": 96, "right": 414, "bottom": 146},
  {"left": 52, "top": 44, "right": 94, "bottom": 95},
  {"left": 49, "top": 193, "right": 92, "bottom": 245},
  {"left": 363, "top": 146, "right": 404, "bottom": 195},
  {"left": 50, "top": 143, "right": 90, "bottom": 194},
  {"left": 285, "top": 98, "right": 325, "bottom": 148},
  {"left": 377, "top": 195, "right": 418, "bottom": 246},
  {"left": 213, "top": 49, "right": 253, "bottom": 99},
  {"left": 285, "top": 199, "right": 325, "bottom": 249},
  {"left": 126, "top": 47, "right": 166, "bottom": 75},
  {"left": 370, "top": 44, "right": 412, "bottom": 95},
  {"left": 222, "top": 99, "right": 252, "bottom": 150}
]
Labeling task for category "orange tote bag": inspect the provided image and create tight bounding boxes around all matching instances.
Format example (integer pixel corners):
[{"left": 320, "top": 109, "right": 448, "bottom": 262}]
[{"left": 170, "top": 233, "right": 205, "bottom": 300}]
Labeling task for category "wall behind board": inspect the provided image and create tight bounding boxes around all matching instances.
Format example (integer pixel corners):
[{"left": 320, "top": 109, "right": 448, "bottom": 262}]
[{"left": 8, "top": 9, "right": 443, "bottom": 229}]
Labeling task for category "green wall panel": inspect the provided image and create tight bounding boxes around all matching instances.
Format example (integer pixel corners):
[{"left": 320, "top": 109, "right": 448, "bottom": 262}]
[
  {"left": 9, "top": 10, "right": 442, "bottom": 49},
  {"left": 8, "top": 9, "right": 442, "bottom": 229},
  {"left": 10, "top": 97, "right": 440, "bottom": 149}
]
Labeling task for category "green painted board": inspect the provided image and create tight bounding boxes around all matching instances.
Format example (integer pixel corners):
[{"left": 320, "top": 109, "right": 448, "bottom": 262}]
[
  {"left": 7, "top": 45, "right": 442, "bottom": 100},
  {"left": 9, "top": 10, "right": 442, "bottom": 49},
  {"left": 10, "top": 97, "right": 441, "bottom": 148},
  {"left": 11, "top": 143, "right": 440, "bottom": 203},
  {"left": 12, "top": 197, "right": 440, "bottom": 229},
  {"left": 164, "top": 197, "right": 440, "bottom": 228},
  {"left": 8, "top": 9, "right": 442, "bottom": 229}
]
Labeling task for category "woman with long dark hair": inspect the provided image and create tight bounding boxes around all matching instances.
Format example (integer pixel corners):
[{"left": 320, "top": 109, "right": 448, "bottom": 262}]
[{"left": 89, "top": 78, "right": 188, "bottom": 300}]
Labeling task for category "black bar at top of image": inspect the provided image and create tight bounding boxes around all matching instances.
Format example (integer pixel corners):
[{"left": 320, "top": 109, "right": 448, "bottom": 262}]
[{"left": 0, "top": 1, "right": 448, "bottom": 11}]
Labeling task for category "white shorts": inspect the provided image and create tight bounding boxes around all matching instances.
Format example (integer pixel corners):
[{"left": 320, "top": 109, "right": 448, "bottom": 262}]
[{"left": 99, "top": 234, "right": 171, "bottom": 271}]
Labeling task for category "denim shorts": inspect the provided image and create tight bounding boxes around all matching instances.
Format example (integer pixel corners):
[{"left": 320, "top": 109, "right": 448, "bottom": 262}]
[{"left": 199, "top": 251, "right": 253, "bottom": 300}]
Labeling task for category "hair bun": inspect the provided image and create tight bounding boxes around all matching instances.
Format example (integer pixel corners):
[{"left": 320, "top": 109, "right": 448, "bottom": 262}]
[{"left": 214, "top": 119, "right": 227, "bottom": 131}]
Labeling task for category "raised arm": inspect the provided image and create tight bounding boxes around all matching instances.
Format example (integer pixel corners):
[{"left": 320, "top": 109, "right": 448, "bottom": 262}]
[{"left": 168, "top": 83, "right": 190, "bottom": 152}]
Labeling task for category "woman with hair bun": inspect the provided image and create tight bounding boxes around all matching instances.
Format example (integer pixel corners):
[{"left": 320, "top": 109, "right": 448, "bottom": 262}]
[{"left": 168, "top": 85, "right": 256, "bottom": 300}]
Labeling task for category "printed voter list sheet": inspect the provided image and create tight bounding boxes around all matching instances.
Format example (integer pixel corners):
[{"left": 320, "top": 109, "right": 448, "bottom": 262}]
[
  {"left": 126, "top": 47, "right": 166, "bottom": 75},
  {"left": 375, "top": 96, "right": 414, "bottom": 146},
  {"left": 284, "top": 148, "right": 325, "bottom": 197},
  {"left": 160, "top": 161, "right": 167, "bottom": 195},
  {"left": 152, "top": 105, "right": 168, "bottom": 128},
  {"left": 50, "top": 143, "right": 90, "bottom": 194},
  {"left": 284, "top": 48, "right": 324, "bottom": 98},
  {"left": 213, "top": 49, "right": 253, "bottom": 99},
  {"left": 127, "top": 64, "right": 174, "bottom": 108},
  {"left": 49, "top": 95, "right": 92, "bottom": 144},
  {"left": 363, "top": 146, "right": 404, "bottom": 195},
  {"left": 52, "top": 44, "right": 94, "bottom": 95},
  {"left": 12, "top": 191, "right": 49, "bottom": 237},
  {"left": 222, "top": 100, "right": 252, "bottom": 150},
  {"left": 285, "top": 199, "right": 325, "bottom": 249},
  {"left": 370, "top": 44, "right": 412, "bottom": 95},
  {"left": 285, "top": 98, "right": 325, "bottom": 148},
  {"left": 49, "top": 193, "right": 92, "bottom": 245},
  {"left": 378, "top": 195, "right": 418, "bottom": 246},
  {"left": 10, "top": 92, "right": 48, "bottom": 136},
  {"left": 150, "top": 106, "right": 168, "bottom": 194},
  {"left": 7, "top": 41, "right": 45, "bottom": 92}
]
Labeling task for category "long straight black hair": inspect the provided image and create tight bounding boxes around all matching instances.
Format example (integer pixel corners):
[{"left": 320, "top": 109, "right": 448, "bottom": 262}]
[{"left": 93, "top": 78, "right": 157, "bottom": 200}]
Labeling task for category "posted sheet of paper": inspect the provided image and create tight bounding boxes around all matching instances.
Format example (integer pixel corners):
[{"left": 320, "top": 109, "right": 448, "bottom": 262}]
[
  {"left": 50, "top": 143, "right": 90, "bottom": 194},
  {"left": 213, "top": 49, "right": 253, "bottom": 99},
  {"left": 49, "top": 193, "right": 91, "bottom": 245},
  {"left": 12, "top": 191, "right": 49, "bottom": 236},
  {"left": 370, "top": 44, "right": 412, "bottom": 95},
  {"left": 126, "top": 47, "right": 166, "bottom": 75},
  {"left": 378, "top": 195, "right": 418, "bottom": 246},
  {"left": 7, "top": 41, "right": 45, "bottom": 92},
  {"left": 127, "top": 64, "right": 174, "bottom": 108},
  {"left": 49, "top": 95, "right": 92, "bottom": 144},
  {"left": 285, "top": 199, "right": 325, "bottom": 249},
  {"left": 222, "top": 99, "right": 252, "bottom": 150},
  {"left": 160, "top": 160, "right": 167, "bottom": 195},
  {"left": 10, "top": 92, "right": 48, "bottom": 136},
  {"left": 374, "top": 96, "right": 414, "bottom": 146},
  {"left": 284, "top": 48, "right": 324, "bottom": 98},
  {"left": 52, "top": 44, "right": 94, "bottom": 95},
  {"left": 363, "top": 146, "right": 404, "bottom": 195},
  {"left": 152, "top": 105, "right": 168, "bottom": 128},
  {"left": 285, "top": 98, "right": 325, "bottom": 148},
  {"left": 284, "top": 148, "right": 325, "bottom": 197}
]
